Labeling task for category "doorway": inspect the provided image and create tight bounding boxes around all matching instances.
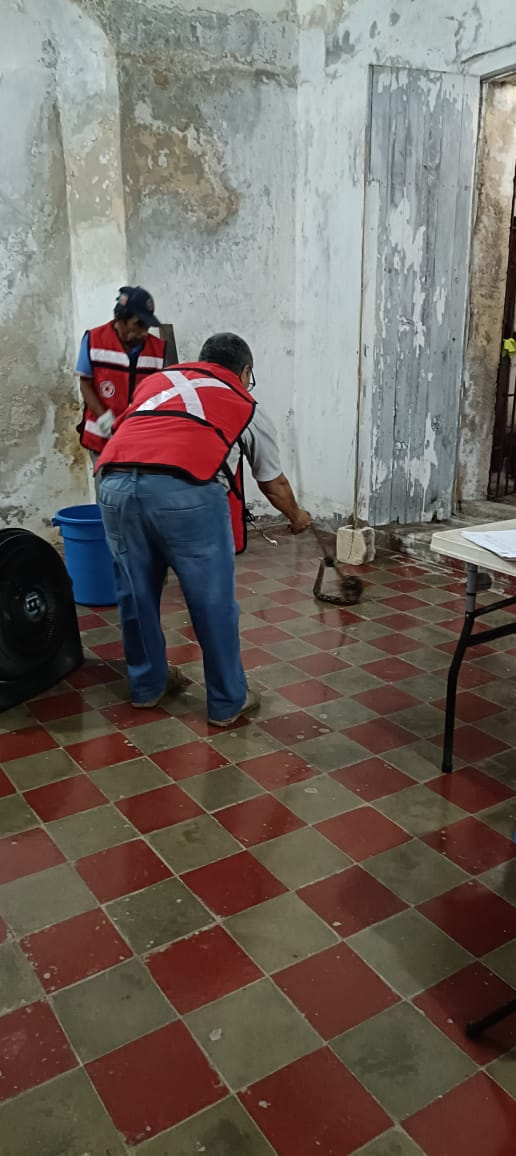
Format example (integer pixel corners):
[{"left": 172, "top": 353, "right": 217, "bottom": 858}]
[
  {"left": 458, "top": 77, "right": 516, "bottom": 507},
  {"left": 488, "top": 168, "right": 516, "bottom": 500}
]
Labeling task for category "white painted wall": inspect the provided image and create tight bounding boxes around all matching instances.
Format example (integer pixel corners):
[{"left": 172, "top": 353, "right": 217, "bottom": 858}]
[
  {"left": 3, "top": 0, "right": 516, "bottom": 532},
  {"left": 52, "top": 0, "right": 128, "bottom": 349},
  {"left": 295, "top": 0, "right": 516, "bottom": 521},
  {"left": 0, "top": 1, "right": 86, "bottom": 533}
]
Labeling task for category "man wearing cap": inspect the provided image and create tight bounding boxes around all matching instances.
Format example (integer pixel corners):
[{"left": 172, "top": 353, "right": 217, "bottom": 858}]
[{"left": 76, "top": 286, "right": 166, "bottom": 476}]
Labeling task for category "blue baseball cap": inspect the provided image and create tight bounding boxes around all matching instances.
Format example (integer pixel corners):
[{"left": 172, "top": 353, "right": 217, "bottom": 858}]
[{"left": 116, "top": 286, "right": 160, "bottom": 327}]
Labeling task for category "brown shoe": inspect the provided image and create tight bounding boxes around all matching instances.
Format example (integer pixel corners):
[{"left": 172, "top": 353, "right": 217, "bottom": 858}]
[
  {"left": 208, "top": 688, "right": 261, "bottom": 728},
  {"left": 131, "top": 666, "right": 183, "bottom": 709}
]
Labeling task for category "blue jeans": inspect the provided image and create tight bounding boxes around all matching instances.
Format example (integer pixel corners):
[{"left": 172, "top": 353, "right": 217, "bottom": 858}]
[{"left": 98, "top": 470, "right": 248, "bottom": 720}]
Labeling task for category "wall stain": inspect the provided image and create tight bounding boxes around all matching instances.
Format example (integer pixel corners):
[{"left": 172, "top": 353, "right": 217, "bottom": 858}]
[
  {"left": 326, "top": 28, "right": 356, "bottom": 66},
  {"left": 446, "top": 4, "right": 484, "bottom": 62},
  {"left": 302, "top": 0, "right": 358, "bottom": 32},
  {"left": 124, "top": 119, "right": 239, "bottom": 229},
  {"left": 76, "top": 0, "right": 296, "bottom": 80},
  {"left": 70, "top": 0, "right": 297, "bottom": 248},
  {"left": 152, "top": 67, "right": 169, "bottom": 90},
  {"left": 445, "top": 14, "right": 467, "bottom": 61},
  {"left": 50, "top": 383, "right": 84, "bottom": 473},
  {"left": 470, "top": 1, "right": 483, "bottom": 55},
  {"left": 118, "top": 47, "right": 296, "bottom": 88}
]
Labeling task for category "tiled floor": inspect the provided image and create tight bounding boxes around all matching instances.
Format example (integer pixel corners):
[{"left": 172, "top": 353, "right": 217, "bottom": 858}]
[{"left": 1, "top": 530, "right": 516, "bottom": 1153}]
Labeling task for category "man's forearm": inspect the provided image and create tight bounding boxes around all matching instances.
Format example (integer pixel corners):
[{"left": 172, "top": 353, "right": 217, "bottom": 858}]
[
  {"left": 80, "top": 376, "right": 105, "bottom": 418},
  {"left": 258, "top": 474, "right": 299, "bottom": 520},
  {"left": 258, "top": 474, "right": 311, "bottom": 533}
]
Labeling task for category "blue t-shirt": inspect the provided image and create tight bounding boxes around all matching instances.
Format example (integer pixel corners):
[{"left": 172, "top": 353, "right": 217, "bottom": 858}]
[{"left": 75, "top": 332, "right": 143, "bottom": 376}]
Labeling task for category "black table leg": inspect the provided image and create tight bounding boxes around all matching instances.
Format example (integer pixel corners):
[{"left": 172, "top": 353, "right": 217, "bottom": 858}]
[{"left": 442, "top": 564, "right": 478, "bottom": 774}]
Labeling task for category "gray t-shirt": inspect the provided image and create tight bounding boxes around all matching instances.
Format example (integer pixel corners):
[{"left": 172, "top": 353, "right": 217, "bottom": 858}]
[
  {"left": 240, "top": 403, "right": 282, "bottom": 481},
  {"left": 221, "top": 403, "right": 282, "bottom": 487}
]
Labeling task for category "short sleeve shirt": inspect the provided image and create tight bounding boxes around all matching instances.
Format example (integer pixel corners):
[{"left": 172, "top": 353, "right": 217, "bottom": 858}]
[
  {"left": 222, "top": 403, "right": 282, "bottom": 487},
  {"left": 75, "top": 333, "right": 94, "bottom": 376},
  {"left": 240, "top": 404, "right": 282, "bottom": 482}
]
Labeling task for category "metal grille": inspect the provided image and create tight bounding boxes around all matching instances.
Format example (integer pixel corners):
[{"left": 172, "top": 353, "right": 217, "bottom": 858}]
[{"left": 488, "top": 168, "right": 516, "bottom": 499}]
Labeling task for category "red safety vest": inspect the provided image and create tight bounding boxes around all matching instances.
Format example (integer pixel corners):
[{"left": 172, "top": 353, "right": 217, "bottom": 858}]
[
  {"left": 96, "top": 362, "right": 256, "bottom": 553},
  {"left": 78, "top": 321, "right": 166, "bottom": 454}
]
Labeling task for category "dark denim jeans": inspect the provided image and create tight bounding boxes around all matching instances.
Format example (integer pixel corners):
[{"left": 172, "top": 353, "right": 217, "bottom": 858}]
[{"left": 98, "top": 470, "right": 247, "bottom": 720}]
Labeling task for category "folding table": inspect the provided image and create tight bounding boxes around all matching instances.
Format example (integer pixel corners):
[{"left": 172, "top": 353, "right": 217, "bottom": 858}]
[
  {"left": 431, "top": 518, "right": 516, "bottom": 775},
  {"left": 431, "top": 519, "right": 516, "bottom": 1038}
]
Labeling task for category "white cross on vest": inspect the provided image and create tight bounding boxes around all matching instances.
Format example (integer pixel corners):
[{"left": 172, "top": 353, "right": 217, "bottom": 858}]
[{"left": 136, "top": 370, "right": 230, "bottom": 421}]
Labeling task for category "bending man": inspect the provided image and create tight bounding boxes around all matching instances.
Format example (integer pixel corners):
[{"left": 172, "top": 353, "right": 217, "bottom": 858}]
[{"left": 96, "top": 333, "right": 311, "bottom": 726}]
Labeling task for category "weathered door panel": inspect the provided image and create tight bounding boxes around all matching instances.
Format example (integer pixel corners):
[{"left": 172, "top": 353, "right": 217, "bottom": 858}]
[{"left": 359, "top": 67, "right": 479, "bottom": 525}]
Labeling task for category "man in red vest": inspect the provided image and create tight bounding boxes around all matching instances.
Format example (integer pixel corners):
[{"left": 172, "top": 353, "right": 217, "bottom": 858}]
[
  {"left": 96, "top": 332, "right": 311, "bottom": 725},
  {"left": 76, "top": 286, "right": 166, "bottom": 480}
]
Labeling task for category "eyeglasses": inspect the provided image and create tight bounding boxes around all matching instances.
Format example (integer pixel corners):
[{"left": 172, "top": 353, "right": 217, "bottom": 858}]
[{"left": 249, "top": 369, "right": 256, "bottom": 392}]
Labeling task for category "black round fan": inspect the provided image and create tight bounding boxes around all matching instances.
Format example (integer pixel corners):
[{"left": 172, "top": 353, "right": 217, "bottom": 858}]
[{"left": 0, "top": 528, "right": 83, "bottom": 711}]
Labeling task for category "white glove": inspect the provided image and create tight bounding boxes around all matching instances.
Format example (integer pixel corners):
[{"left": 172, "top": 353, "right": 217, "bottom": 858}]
[{"left": 97, "top": 409, "right": 115, "bottom": 438}]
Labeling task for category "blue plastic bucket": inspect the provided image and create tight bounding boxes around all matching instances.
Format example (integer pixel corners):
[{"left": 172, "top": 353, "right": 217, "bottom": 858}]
[{"left": 52, "top": 504, "right": 117, "bottom": 607}]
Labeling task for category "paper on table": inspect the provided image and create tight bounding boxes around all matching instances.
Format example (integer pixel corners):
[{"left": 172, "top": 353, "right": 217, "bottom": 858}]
[{"left": 461, "top": 530, "right": 516, "bottom": 560}]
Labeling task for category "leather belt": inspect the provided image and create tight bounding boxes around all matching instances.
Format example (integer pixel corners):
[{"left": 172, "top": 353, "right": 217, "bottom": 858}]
[
  {"left": 101, "top": 465, "right": 187, "bottom": 479},
  {"left": 101, "top": 465, "right": 135, "bottom": 474}
]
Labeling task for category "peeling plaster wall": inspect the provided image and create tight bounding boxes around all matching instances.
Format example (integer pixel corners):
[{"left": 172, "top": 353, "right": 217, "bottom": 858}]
[
  {"left": 295, "top": 0, "right": 516, "bottom": 521},
  {"left": 458, "top": 80, "right": 516, "bottom": 502},
  {"left": 4, "top": 0, "right": 516, "bottom": 530},
  {"left": 53, "top": 0, "right": 128, "bottom": 346},
  {"left": 293, "top": 28, "right": 365, "bottom": 518},
  {"left": 0, "top": 2, "right": 87, "bottom": 533},
  {"left": 112, "top": 0, "right": 299, "bottom": 506},
  {"left": 73, "top": 0, "right": 516, "bottom": 521}
]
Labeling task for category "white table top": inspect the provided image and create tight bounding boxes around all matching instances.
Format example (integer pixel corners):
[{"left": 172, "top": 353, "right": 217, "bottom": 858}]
[{"left": 431, "top": 518, "right": 516, "bottom": 578}]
